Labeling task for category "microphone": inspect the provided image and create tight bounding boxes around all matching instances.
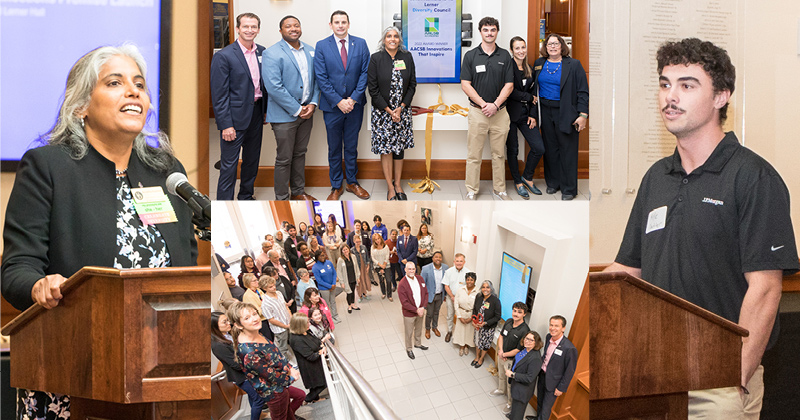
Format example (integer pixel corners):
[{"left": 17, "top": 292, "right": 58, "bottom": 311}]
[{"left": 166, "top": 173, "right": 211, "bottom": 224}]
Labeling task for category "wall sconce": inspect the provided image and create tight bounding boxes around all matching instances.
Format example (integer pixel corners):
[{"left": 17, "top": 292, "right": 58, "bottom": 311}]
[{"left": 460, "top": 227, "right": 476, "bottom": 244}]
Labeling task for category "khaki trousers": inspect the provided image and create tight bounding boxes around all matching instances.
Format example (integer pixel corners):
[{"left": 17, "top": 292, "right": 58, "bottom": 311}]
[
  {"left": 465, "top": 106, "right": 510, "bottom": 194},
  {"left": 403, "top": 315, "right": 424, "bottom": 351},
  {"left": 688, "top": 365, "right": 765, "bottom": 420},
  {"left": 497, "top": 355, "right": 514, "bottom": 407}
]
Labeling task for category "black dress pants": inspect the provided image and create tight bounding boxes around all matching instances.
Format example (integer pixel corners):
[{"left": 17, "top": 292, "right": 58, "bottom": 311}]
[{"left": 539, "top": 99, "right": 579, "bottom": 196}]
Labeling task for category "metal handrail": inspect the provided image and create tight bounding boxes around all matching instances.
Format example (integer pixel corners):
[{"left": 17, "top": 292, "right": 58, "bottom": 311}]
[{"left": 324, "top": 341, "right": 401, "bottom": 420}]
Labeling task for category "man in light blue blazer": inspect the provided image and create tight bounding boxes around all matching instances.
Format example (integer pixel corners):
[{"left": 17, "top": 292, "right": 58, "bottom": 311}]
[
  {"left": 262, "top": 15, "right": 320, "bottom": 200},
  {"left": 314, "top": 10, "right": 371, "bottom": 200},
  {"left": 421, "top": 251, "right": 449, "bottom": 339}
]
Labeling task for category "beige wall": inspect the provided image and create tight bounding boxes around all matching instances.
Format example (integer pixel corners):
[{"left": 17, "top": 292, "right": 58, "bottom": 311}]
[
  {"left": 589, "top": 0, "right": 800, "bottom": 263},
  {"left": 0, "top": 2, "right": 200, "bottom": 255}
]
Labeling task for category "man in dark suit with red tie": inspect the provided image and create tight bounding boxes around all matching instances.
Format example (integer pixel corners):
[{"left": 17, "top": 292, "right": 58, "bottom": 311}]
[
  {"left": 536, "top": 315, "right": 577, "bottom": 420},
  {"left": 210, "top": 12, "right": 266, "bottom": 200},
  {"left": 314, "top": 10, "right": 371, "bottom": 200},
  {"left": 396, "top": 224, "right": 418, "bottom": 269}
]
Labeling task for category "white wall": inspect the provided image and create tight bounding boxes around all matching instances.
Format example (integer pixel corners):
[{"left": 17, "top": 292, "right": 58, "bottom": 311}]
[
  {"left": 218, "top": 0, "right": 531, "bottom": 169},
  {"left": 454, "top": 201, "right": 589, "bottom": 336}
]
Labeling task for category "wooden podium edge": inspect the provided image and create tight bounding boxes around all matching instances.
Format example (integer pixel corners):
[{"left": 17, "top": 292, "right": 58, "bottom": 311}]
[
  {"left": 1, "top": 266, "right": 211, "bottom": 336},
  {"left": 591, "top": 271, "right": 748, "bottom": 337}
]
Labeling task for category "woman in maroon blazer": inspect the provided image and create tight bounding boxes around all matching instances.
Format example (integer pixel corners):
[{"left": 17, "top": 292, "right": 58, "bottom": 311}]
[{"left": 397, "top": 262, "right": 428, "bottom": 359}]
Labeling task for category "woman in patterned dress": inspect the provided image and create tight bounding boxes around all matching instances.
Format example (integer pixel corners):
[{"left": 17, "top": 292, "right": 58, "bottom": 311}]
[
  {"left": 1, "top": 45, "right": 197, "bottom": 420},
  {"left": 367, "top": 26, "right": 417, "bottom": 200},
  {"left": 228, "top": 302, "right": 306, "bottom": 420},
  {"left": 416, "top": 223, "right": 435, "bottom": 268},
  {"left": 472, "top": 280, "right": 502, "bottom": 368}
]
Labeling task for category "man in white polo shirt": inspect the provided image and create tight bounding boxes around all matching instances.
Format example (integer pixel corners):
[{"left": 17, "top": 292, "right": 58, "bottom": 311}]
[{"left": 442, "top": 253, "right": 471, "bottom": 343}]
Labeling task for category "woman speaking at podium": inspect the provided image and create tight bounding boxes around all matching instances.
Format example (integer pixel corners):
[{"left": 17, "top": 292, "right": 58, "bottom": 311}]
[{"left": 1, "top": 45, "right": 197, "bottom": 419}]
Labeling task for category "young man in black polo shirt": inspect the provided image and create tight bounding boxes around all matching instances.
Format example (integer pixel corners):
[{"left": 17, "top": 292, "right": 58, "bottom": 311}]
[
  {"left": 606, "top": 38, "right": 799, "bottom": 419},
  {"left": 489, "top": 301, "right": 530, "bottom": 414},
  {"left": 460, "top": 16, "right": 514, "bottom": 201}
]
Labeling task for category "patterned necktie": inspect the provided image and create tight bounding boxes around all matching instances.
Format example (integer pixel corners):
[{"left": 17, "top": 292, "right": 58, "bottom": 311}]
[{"left": 340, "top": 39, "right": 347, "bottom": 69}]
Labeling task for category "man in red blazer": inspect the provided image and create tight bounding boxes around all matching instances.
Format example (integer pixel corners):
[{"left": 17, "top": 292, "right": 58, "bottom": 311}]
[{"left": 397, "top": 262, "right": 428, "bottom": 359}]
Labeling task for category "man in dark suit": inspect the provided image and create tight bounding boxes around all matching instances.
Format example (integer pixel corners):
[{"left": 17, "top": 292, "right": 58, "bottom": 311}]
[
  {"left": 210, "top": 12, "right": 266, "bottom": 201},
  {"left": 314, "top": 10, "right": 371, "bottom": 200},
  {"left": 421, "top": 251, "right": 449, "bottom": 339},
  {"left": 537, "top": 315, "right": 577, "bottom": 420},
  {"left": 396, "top": 224, "right": 418, "bottom": 268},
  {"left": 282, "top": 224, "right": 302, "bottom": 268}
]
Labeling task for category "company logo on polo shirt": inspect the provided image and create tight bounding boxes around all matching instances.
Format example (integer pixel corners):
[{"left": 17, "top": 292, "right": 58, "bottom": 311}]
[
  {"left": 701, "top": 197, "right": 724, "bottom": 206},
  {"left": 425, "top": 18, "right": 439, "bottom": 37}
]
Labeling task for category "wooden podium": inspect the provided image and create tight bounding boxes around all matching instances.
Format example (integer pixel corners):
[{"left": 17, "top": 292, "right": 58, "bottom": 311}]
[
  {"left": 1, "top": 266, "right": 211, "bottom": 420},
  {"left": 589, "top": 271, "right": 748, "bottom": 420}
]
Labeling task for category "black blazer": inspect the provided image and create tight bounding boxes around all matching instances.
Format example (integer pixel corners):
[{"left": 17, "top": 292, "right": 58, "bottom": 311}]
[
  {"left": 284, "top": 236, "right": 301, "bottom": 268},
  {"left": 212, "top": 339, "right": 246, "bottom": 385},
  {"left": 507, "top": 64, "right": 536, "bottom": 122},
  {"left": 509, "top": 348, "right": 543, "bottom": 402},
  {"left": 472, "top": 294, "right": 502, "bottom": 329},
  {"left": 367, "top": 49, "right": 417, "bottom": 111},
  {"left": 288, "top": 331, "right": 326, "bottom": 389},
  {"left": 533, "top": 56, "right": 589, "bottom": 134},
  {"left": 210, "top": 41, "right": 267, "bottom": 131},
  {"left": 1, "top": 145, "right": 198, "bottom": 310},
  {"left": 542, "top": 334, "right": 578, "bottom": 393}
]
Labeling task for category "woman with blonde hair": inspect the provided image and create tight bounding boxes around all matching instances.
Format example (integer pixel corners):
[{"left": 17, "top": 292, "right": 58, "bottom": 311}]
[
  {"left": 227, "top": 302, "right": 305, "bottom": 419},
  {"left": 288, "top": 312, "right": 328, "bottom": 403},
  {"left": 241, "top": 273, "right": 273, "bottom": 341},
  {"left": 371, "top": 232, "right": 392, "bottom": 300},
  {"left": 323, "top": 221, "right": 343, "bottom": 263}
]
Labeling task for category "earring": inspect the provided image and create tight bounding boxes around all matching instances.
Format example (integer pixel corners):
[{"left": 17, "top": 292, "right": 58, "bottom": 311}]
[{"left": 80, "top": 116, "right": 85, "bottom": 128}]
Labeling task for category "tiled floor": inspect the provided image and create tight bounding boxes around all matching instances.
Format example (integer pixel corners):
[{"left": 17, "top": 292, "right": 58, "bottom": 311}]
[
  {"left": 327, "top": 286, "right": 538, "bottom": 420},
  {"left": 209, "top": 167, "right": 590, "bottom": 202}
]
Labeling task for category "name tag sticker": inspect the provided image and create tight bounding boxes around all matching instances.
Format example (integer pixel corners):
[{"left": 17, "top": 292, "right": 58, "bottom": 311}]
[
  {"left": 534, "top": 65, "right": 542, "bottom": 71},
  {"left": 646, "top": 206, "right": 668, "bottom": 234},
  {"left": 502, "top": 330, "right": 508, "bottom": 336},
  {"left": 554, "top": 349, "right": 563, "bottom": 356},
  {"left": 476, "top": 65, "right": 486, "bottom": 73},
  {"left": 394, "top": 60, "right": 406, "bottom": 70},
  {"left": 291, "top": 244, "right": 296, "bottom": 248},
  {"left": 131, "top": 186, "right": 178, "bottom": 225},
  {"left": 522, "top": 79, "right": 527, "bottom": 86},
  {"left": 309, "top": 51, "right": 314, "bottom": 57},
  {"left": 320, "top": 269, "right": 326, "bottom": 273},
  {"left": 257, "top": 56, "right": 262, "bottom": 63}
]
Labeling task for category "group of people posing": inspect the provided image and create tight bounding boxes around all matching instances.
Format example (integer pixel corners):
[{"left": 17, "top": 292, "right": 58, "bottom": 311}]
[
  {"left": 212, "top": 10, "right": 588, "bottom": 201},
  {"left": 397, "top": 252, "right": 577, "bottom": 420}
]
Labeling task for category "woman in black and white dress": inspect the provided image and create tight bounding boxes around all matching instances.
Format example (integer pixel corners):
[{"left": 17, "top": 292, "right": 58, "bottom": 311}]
[{"left": 368, "top": 26, "right": 416, "bottom": 200}]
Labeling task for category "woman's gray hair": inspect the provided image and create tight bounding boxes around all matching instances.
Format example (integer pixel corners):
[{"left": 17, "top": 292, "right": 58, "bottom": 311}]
[
  {"left": 377, "top": 26, "right": 407, "bottom": 53},
  {"left": 480, "top": 280, "right": 496, "bottom": 296},
  {"left": 45, "top": 44, "right": 175, "bottom": 172}
]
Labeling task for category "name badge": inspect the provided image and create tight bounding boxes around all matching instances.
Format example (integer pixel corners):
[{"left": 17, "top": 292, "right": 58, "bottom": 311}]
[
  {"left": 502, "top": 330, "right": 508, "bottom": 336},
  {"left": 257, "top": 56, "right": 262, "bottom": 63},
  {"left": 646, "top": 206, "right": 668, "bottom": 234},
  {"left": 554, "top": 349, "right": 563, "bottom": 356},
  {"left": 320, "top": 269, "right": 326, "bottom": 273},
  {"left": 534, "top": 65, "right": 542, "bottom": 71},
  {"left": 291, "top": 244, "right": 296, "bottom": 248},
  {"left": 131, "top": 186, "right": 178, "bottom": 225},
  {"left": 522, "top": 79, "right": 527, "bottom": 86},
  {"left": 394, "top": 60, "right": 406, "bottom": 70},
  {"left": 309, "top": 51, "right": 315, "bottom": 57},
  {"left": 476, "top": 65, "right": 486, "bottom": 73}
]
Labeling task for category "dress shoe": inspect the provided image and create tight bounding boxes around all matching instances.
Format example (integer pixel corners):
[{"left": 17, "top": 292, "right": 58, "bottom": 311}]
[
  {"left": 414, "top": 345, "right": 429, "bottom": 350},
  {"left": 489, "top": 389, "right": 505, "bottom": 396},
  {"left": 432, "top": 328, "right": 441, "bottom": 337},
  {"left": 546, "top": 187, "right": 559, "bottom": 194},
  {"left": 525, "top": 416, "right": 538, "bottom": 420},
  {"left": 291, "top": 192, "right": 317, "bottom": 201},
  {"left": 561, "top": 194, "right": 576, "bottom": 201},
  {"left": 346, "top": 183, "right": 370, "bottom": 200},
  {"left": 425, "top": 330, "right": 431, "bottom": 339},
  {"left": 213, "top": 160, "right": 221, "bottom": 170},
  {"left": 407, "top": 350, "right": 415, "bottom": 359},
  {"left": 445, "top": 332, "right": 452, "bottom": 342},
  {"left": 327, "top": 186, "right": 344, "bottom": 200},
  {"left": 505, "top": 413, "right": 511, "bottom": 419},
  {"left": 502, "top": 404, "right": 512, "bottom": 414}
]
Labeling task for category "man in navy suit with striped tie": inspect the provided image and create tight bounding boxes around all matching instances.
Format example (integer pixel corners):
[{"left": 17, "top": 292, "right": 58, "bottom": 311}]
[{"left": 314, "top": 10, "right": 371, "bottom": 200}]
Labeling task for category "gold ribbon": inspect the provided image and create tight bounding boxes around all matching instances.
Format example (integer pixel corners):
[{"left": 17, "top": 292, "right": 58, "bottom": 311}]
[{"left": 408, "top": 84, "right": 468, "bottom": 193}]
